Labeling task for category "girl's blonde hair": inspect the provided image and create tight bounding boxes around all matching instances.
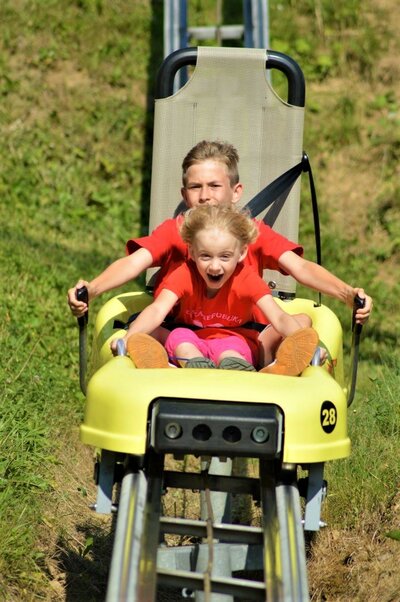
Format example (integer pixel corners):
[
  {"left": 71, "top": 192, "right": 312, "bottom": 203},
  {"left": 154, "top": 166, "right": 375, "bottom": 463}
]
[{"left": 180, "top": 205, "right": 258, "bottom": 248}]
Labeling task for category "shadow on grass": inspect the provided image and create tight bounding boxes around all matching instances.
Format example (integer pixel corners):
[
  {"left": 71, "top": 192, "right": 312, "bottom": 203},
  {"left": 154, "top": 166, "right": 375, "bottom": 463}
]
[
  {"left": 56, "top": 521, "right": 114, "bottom": 602},
  {"left": 56, "top": 521, "right": 186, "bottom": 602}
]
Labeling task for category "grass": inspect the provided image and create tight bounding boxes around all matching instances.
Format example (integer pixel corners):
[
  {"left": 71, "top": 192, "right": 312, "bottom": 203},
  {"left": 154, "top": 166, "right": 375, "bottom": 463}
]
[
  {"left": 324, "top": 360, "right": 400, "bottom": 529},
  {"left": 0, "top": 0, "right": 399, "bottom": 598}
]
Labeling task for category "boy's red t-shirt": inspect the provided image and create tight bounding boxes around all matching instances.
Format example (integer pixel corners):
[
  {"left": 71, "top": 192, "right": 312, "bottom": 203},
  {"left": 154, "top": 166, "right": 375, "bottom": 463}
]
[{"left": 126, "top": 216, "right": 303, "bottom": 291}]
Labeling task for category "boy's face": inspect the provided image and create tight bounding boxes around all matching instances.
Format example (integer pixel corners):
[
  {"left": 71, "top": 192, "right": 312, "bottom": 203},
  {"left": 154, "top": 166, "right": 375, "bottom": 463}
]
[
  {"left": 182, "top": 160, "right": 242, "bottom": 208},
  {"left": 189, "top": 227, "right": 247, "bottom": 294}
]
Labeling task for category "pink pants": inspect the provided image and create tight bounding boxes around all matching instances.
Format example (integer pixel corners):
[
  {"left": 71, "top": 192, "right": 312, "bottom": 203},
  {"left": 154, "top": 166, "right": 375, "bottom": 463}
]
[{"left": 165, "top": 327, "right": 253, "bottom": 365}]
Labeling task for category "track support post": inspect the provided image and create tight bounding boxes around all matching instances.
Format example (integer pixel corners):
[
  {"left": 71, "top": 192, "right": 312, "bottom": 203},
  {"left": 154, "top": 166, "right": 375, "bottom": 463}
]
[
  {"left": 95, "top": 450, "right": 117, "bottom": 514},
  {"left": 304, "top": 462, "right": 326, "bottom": 531}
]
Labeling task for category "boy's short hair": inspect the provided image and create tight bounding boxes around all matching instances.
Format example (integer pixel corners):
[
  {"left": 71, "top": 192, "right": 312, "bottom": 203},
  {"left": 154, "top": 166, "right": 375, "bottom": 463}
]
[{"left": 182, "top": 140, "right": 240, "bottom": 187}]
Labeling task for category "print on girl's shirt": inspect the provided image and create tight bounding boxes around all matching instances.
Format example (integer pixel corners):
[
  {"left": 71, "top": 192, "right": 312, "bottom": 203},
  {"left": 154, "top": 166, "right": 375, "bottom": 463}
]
[{"left": 184, "top": 309, "right": 243, "bottom": 328}]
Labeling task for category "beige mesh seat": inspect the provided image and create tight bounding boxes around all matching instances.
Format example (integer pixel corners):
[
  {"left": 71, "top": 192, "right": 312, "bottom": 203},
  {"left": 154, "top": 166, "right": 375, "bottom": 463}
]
[{"left": 148, "top": 45, "right": 306, "bottom": 296}]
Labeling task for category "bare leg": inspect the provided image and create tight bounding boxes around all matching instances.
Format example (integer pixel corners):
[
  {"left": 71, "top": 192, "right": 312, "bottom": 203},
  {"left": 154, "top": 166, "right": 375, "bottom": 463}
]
[
  {"left": 174, "top": 342, "right": 205, "bottom": 363},
  {"left": 258, "top": 313, "right": 312, "bottom": 368},
  {"left": 218, "top": 349, "right": 247, "bottom": 361},
  {"left": 174, "top": 342, "right": 216, "bottom": 369},
  {"left": 149, "top": 325, "right": 171, "bottom": 345},
  {"left": 217, "top": 350, "right": 256, "bottom": 371}
]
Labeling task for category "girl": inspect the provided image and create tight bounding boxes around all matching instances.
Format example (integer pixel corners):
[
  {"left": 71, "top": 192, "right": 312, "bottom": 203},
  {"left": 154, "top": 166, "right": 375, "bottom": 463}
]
[{"left": 119, "top": 204, "right": 318, "bottom": 375}]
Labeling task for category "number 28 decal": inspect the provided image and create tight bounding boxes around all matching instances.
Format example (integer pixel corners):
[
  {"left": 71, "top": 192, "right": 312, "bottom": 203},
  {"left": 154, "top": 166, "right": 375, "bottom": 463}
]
[{"left": 320, "top": 400, "right": 337, "bottom": 433}]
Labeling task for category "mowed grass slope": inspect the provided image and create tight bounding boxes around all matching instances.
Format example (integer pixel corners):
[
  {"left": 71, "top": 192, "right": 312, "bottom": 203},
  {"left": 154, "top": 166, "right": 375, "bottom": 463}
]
[
  {"left": 1, "top": 1, "right": 159, "bottom": 597},
  {"left": 0, "top": 0, "right": 399, "bottom": 599}
]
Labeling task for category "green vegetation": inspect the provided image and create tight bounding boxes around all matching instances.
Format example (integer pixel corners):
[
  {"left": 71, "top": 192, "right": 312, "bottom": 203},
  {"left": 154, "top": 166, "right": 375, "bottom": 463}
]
[
  {"left": 325, "top": 360, "right": 400, "bottom": 528},
  {"left": 0, "top": 0, "right": 399, "bottom": 599}
]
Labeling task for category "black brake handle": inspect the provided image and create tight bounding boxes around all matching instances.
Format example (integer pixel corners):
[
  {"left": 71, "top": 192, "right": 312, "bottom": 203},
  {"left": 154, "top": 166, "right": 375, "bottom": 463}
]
[
  {"left": 76, "top": 286, "right": 89, "bottom": 328},
  {"left": 76, "top": 286, "right": 88, "bottom": 395},
  {"left": 347, "top": 293, "right": 366, "bottom": 407},
  {"left": 352, "top": 293, "right": 366, "bottom": 333}
]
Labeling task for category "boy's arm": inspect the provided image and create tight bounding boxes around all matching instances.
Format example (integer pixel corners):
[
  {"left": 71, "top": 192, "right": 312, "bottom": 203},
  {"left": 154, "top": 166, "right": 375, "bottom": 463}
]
[
  {"left": 278, "top": 250, "right": 372, "bottom": 324},
  {"left": 67, "top": 247, "right": 153, "bottom": 317},
  {"left": 256, "top": 294, "right": 307, "bottom": 338}
]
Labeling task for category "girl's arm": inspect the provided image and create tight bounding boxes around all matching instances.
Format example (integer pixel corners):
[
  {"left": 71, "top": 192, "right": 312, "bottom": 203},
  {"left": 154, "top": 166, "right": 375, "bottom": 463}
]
[
  {"left": 256, "top": 294, "right": 307, "bottom": 338},
  {"left": 122, "top": 288, "right": 178, "bottom": 341}
]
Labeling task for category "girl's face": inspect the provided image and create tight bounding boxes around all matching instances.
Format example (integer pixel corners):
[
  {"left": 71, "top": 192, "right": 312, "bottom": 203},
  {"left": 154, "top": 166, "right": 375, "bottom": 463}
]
[
  {"left": 181, "top": 160, "right": 242, "bottom": 208},
  {"left": 189, "top": 227, "right": 247, "bottom": 294}
]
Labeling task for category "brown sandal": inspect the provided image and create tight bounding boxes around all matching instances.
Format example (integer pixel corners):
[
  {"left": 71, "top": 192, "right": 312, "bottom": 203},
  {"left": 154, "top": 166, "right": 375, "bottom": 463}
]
[
  {"left": 259, "top": 327, "right": 319, "bottom": 376},
  {"left": 126, "top": 333, "right": 170, "bottom": 368}
]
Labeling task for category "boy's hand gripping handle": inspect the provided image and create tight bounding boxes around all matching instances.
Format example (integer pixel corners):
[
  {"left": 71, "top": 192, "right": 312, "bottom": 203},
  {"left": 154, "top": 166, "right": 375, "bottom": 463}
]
[
  {"left": 76, "top": 286, "right": 88, "bottom": 395},
  {"left": 76, "top": 286, "right": 89, "bottom": 327},
  {"left": 347, "top": 294, "right": 366, "bottom": 407}
]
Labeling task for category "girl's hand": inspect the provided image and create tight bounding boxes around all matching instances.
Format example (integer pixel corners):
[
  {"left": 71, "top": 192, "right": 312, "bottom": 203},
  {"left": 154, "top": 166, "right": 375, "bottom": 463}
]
[{"left": 110, "top": 335, "right": 128, "bottom": 356}]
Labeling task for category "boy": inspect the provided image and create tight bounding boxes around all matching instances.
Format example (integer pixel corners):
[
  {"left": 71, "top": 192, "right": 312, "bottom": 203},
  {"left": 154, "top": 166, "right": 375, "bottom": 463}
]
[{"left": 68, "top": 140, "right": 372, "bottom": 365}]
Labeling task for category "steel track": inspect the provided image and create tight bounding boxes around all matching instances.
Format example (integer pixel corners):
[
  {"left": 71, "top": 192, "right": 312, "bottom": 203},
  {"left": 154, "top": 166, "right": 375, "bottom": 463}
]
[
  {"left": 105, "top": 453, "right": 164, "bottom": 601},
  {"left": 106, "top": 456, "right": 309, "bottom": 601}
]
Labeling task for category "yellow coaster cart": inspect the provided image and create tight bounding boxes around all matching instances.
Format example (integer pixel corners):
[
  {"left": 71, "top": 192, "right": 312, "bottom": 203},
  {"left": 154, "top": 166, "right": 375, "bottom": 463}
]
[{"left": 77, "top": 47, "right": 364, "bottom": 601}]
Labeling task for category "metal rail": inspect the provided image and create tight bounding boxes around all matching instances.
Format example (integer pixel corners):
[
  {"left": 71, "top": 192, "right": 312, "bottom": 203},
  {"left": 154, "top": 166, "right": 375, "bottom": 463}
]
[
  {"left": 260, "top": 461, "right": 309, "bottom": 601},
  {"left": 163, "top": 0, "right": 270, "bottom": 91},
  {"left": 105, "top": 454, "right": 164, "bottom": 601},
  {"left": 105, "top": 454, "right": 309, "bottom": 601}
]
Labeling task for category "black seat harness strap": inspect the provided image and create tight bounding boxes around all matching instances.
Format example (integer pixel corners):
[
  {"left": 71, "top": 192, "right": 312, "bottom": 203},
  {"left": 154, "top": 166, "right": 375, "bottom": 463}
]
[
  {"left": 243, "top": 151, "right": 322, "bottom": 307},
  {"left": 113, "top": 315, "right": 267, "bottom": 333},
  {"left": 244, "top": 160, "right": 303, "bottom": 223}
]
